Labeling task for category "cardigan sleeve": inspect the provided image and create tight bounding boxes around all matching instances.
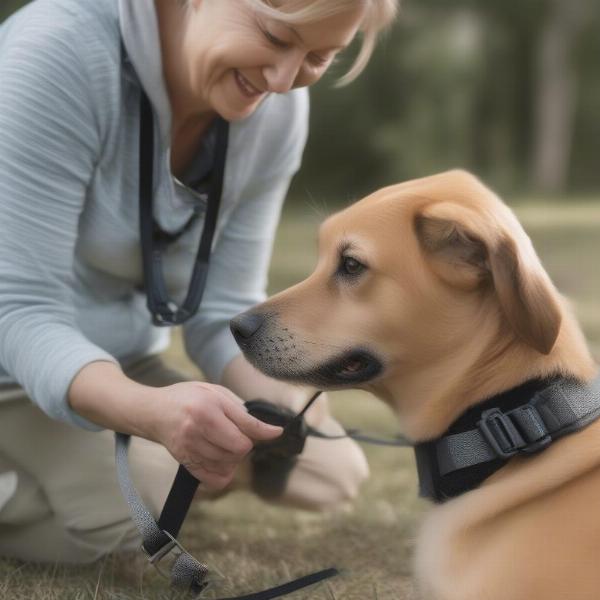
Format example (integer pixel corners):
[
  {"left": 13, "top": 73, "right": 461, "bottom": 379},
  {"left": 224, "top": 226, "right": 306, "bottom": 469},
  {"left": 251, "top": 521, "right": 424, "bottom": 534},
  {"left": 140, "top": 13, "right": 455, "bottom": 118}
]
[{"left": 0, "top": 17, "right": 119, "bottom": 430}]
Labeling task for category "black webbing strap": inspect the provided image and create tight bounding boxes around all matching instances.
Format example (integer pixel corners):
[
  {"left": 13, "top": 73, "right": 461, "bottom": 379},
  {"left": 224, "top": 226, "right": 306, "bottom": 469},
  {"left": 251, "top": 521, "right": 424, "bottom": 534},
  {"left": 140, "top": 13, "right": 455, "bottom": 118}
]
[
  {"left": 135, "top": 464, "right": 200, "bottom": 559},
  {"left": 246, "top": 393, "right": 413, "bottom": 454},
  {"left": 157, "top": 465, "right": 199, "bottom": 539},
  {"left": 217, "top": 569, "right": 340, "bottom": 600},
  {"left": 139, "top": 90, "right": 229, "bottom": 326}
]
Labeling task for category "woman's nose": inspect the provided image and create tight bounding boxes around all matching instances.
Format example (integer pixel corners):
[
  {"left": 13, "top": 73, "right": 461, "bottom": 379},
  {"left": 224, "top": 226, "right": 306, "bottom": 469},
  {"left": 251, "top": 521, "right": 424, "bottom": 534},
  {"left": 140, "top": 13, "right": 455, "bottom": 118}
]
[{"left": 262, "top": 53, "right": 304, "bottom": 94}]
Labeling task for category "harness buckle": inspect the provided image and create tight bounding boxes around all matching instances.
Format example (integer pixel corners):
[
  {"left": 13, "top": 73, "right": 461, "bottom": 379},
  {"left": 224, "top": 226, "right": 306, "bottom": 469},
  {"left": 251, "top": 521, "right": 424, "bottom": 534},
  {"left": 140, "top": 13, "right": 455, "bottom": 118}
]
[
  {"left": 478, "top": 405, "right": 552, "bottom": 459},
  {"left": 478, "top": 409, "right": 524, "bottom": 458}
]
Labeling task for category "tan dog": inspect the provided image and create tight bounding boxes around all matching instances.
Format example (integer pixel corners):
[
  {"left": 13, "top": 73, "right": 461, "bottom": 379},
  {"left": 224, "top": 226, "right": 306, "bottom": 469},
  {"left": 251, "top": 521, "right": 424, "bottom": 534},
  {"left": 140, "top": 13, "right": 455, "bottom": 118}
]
[{"left": 231, "top": 170, "right": 600, "bottom": 600}]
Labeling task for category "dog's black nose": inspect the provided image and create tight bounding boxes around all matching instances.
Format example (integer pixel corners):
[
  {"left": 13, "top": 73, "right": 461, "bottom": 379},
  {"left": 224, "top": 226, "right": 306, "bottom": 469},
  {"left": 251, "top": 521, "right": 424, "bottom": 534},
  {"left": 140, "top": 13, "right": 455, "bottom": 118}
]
[{"left": 230, "top": 312, "right": 265, "bottom": 341}]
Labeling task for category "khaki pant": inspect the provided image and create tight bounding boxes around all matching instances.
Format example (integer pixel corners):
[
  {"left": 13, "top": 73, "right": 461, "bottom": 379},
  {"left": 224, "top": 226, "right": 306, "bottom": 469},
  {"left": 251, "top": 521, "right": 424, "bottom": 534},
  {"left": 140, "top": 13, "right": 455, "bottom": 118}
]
[{"left": 0, "top": 356, "right": 369, "bottom": 564}]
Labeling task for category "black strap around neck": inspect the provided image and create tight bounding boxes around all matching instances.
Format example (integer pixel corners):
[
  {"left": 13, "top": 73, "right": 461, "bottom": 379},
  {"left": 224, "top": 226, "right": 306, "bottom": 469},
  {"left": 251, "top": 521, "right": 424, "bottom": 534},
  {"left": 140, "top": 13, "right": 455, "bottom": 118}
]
[
  {"left": 414, "top": 375, "right": 600, "bottom": 503},
  {"left": 139, "top": 90, "right": 229, "bottom": 326}
]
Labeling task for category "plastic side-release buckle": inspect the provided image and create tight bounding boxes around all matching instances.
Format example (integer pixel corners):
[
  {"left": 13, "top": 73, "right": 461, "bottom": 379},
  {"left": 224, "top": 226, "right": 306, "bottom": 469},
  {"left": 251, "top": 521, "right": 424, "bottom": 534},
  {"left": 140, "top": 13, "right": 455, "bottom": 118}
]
[{"left": 478, "top": 405, "right": 552, "bottom": 460}]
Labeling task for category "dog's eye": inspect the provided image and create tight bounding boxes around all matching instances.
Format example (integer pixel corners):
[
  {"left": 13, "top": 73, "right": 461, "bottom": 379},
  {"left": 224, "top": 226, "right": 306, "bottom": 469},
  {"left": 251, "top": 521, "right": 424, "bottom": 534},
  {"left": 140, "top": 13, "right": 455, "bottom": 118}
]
[{"left": 340, "top": 256, "right": 366, "bottom": 276}]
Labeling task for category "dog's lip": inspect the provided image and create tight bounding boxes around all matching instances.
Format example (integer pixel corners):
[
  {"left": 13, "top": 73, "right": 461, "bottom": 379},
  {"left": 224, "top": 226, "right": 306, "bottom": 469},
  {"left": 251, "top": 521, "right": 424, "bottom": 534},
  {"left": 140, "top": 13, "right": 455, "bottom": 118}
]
[{"left": 331, "top": 349, "right": 383, "bottom": 384}]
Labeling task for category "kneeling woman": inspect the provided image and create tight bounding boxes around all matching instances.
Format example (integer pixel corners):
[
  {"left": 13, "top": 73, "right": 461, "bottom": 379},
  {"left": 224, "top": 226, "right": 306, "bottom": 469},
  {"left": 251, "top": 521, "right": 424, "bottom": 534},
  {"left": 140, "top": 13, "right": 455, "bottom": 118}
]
[{"left": 0, "top": 0, "right": 397, "bottom": 564}]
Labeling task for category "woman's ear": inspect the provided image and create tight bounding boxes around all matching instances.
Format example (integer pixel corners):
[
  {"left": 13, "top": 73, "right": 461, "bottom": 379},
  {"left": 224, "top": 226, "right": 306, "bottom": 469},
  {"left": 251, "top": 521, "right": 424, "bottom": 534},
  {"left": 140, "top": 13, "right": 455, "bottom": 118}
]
[{"left": 415, "top": 202, "right": 562, "bottom": 354}]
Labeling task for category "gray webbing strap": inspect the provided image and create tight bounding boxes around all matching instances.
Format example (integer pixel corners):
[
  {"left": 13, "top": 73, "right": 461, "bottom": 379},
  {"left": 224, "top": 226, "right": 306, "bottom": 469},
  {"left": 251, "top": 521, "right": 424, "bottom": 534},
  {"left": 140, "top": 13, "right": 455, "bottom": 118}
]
[
  {"left": 437, "top": 376, "right": 600, "bottom": 476},
  {"left": 115, "top": 433, "right": 210, "bottom": 592}
]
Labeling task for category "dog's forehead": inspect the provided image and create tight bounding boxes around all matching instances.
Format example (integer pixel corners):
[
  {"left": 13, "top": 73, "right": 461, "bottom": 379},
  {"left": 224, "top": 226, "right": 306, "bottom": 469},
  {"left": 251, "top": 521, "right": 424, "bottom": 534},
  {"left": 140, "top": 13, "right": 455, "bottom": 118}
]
[
  {"left": 320, "top": 170, "right": 509, "bottom": 243},
  {"left": 320, "top": 186, "right": 418, "bottom": 241}
]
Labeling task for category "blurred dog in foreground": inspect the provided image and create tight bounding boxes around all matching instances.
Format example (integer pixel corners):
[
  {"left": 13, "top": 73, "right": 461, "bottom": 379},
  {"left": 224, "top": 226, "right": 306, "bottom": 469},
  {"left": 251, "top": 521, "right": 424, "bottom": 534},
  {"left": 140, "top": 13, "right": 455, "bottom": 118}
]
[{"left": 231, "top": 170, "right": 600, "bottom": 600}]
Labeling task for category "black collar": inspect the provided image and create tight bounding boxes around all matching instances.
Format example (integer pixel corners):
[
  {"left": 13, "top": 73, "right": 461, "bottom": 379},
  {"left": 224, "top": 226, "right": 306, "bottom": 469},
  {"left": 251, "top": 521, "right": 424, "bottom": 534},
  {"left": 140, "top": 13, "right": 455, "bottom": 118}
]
[{"left": 414, "top": 376, "right": 563, "bottom": 502}]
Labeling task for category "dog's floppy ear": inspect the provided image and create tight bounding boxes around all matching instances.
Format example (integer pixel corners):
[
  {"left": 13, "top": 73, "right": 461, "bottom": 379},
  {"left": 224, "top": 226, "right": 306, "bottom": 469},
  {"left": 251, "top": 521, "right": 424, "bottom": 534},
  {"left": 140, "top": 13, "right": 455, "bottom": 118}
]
[{"left": 415, "top": 202, "right": 562, "bottom": 354}]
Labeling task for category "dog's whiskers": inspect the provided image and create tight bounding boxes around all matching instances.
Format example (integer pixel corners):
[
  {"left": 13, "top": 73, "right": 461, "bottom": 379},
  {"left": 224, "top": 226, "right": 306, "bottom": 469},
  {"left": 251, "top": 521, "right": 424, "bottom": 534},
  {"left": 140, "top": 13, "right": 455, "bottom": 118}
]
[{"left": 300, "top": 338, "right": 347, "bottom": 351}]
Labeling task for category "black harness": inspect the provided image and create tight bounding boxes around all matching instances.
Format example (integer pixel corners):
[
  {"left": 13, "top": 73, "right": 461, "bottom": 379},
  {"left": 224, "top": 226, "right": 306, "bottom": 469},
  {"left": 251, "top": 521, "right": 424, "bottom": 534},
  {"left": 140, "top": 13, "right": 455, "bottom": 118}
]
[{"left": 415, "top": 375, "right": 600, "bottom": 502}]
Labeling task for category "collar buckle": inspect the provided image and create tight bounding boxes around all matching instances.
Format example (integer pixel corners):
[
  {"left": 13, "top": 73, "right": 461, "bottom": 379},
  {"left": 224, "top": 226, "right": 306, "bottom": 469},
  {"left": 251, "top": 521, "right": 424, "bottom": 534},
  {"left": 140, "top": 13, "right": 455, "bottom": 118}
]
[{"left": 478, "top": 405, "right": 552, "bottom": 459}]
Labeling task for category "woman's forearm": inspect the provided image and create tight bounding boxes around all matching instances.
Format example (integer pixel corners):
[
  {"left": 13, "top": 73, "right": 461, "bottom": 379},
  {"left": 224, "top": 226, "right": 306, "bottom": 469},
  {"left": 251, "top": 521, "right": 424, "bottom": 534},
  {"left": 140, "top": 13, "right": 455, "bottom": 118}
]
[{"left": 67, "top": 361, "right": 164, "bottom": 440}]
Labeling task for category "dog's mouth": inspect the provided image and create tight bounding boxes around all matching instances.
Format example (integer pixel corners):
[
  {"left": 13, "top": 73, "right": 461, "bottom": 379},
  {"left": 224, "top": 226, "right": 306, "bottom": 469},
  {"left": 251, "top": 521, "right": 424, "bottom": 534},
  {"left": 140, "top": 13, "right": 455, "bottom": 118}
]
[
  {"left": 243, "top": 345, "right": 384, "bottom": 389},
  {"left": 326, "top": 349, "right": 383, "bottom": 385}
]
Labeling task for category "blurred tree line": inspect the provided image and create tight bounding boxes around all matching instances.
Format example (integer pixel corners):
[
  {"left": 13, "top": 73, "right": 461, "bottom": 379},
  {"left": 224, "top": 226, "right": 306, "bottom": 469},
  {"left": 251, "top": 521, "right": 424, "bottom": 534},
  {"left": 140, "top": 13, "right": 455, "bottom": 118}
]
[
  {"left": 298, "top": 0, "right": 599, "bottom": 203},
  {"left": 2, "top": 0, "right": 599, "bottom": 203}
]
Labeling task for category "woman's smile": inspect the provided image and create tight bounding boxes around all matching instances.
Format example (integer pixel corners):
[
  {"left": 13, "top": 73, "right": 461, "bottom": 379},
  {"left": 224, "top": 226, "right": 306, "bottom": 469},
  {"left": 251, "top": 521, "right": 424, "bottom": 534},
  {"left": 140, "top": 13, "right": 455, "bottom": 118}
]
[{"left": 234, "top": 69, "right": 264, "bottom": 99}]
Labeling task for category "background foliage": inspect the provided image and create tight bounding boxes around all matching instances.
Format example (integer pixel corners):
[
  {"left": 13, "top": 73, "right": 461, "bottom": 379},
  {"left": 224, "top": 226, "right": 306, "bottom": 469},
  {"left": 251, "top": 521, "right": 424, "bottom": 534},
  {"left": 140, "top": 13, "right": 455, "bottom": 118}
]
[
  {"left": 297, "top": 0, "right": 600, "bottom": 201},
  {"left": 3, "top": 0, "right": 599, "bottom": 202}
]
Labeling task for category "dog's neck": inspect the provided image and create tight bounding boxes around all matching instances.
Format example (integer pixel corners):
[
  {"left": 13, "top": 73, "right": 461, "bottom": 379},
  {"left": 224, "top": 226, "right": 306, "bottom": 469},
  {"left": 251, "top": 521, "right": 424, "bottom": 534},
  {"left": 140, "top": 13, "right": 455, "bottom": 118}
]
[{"left": 374, "top": 303, "right": 597, "bottom": 442}]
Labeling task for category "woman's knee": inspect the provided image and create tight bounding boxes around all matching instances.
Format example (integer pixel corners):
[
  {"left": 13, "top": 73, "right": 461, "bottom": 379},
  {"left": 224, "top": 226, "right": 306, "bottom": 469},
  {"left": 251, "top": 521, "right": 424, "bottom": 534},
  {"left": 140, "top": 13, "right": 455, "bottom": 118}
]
[
  {"left": 63, "top": 516, "right": 141, "bottom": 564},
  {"left": 273, "top": 437, "right": 370, "bottom": 511}
]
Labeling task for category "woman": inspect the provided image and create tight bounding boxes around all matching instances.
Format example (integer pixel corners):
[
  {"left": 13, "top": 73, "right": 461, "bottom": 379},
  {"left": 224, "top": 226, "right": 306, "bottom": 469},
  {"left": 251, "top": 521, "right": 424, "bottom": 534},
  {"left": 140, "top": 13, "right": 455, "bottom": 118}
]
[{"left": 0, "top": 0, "right": 397, "bottom": 564}]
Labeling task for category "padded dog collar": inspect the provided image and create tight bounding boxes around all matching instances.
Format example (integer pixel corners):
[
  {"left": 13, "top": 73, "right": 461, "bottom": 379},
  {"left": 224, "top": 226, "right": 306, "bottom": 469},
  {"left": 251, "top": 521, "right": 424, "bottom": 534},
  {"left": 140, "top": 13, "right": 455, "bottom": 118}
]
[{"left": 414, "top": 375, "right": 600, "bottom": 502}]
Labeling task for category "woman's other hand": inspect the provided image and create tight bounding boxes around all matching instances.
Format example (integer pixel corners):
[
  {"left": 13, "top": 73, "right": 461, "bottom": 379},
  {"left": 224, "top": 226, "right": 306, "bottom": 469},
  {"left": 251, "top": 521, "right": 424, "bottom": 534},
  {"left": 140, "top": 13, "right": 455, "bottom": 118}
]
[{"left": 155, "top": 381, "right": 282, "bottom": 489}]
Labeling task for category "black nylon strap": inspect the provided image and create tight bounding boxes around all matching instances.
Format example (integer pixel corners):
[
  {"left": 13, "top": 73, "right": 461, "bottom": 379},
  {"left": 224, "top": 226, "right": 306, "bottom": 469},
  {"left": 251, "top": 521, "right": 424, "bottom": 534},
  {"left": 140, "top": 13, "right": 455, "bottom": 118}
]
[
  {"left": 136, "top": 465, "right": 200, "bottom": 558},
  {"left": 157, "top": 465, "right": 199, "bottom": 540},
  {"left": 139, "top": 90, "right": 229, "bottom": 326},
  {"left": 246, "top": 395, "right": 412, "bottom": 453},
  {"left": 217, "top": 568, "right": 340, "bottom": 600}
]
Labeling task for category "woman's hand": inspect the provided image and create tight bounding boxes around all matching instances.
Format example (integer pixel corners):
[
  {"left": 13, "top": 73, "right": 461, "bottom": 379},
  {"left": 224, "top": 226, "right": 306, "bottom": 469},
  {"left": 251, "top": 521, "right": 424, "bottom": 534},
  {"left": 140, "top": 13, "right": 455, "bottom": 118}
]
[
  {"left": 68, "top": 362, "right": 283, "bottom": 490},
  {"left": 154, "top": 381, "right": 283, "bottom": 489}
]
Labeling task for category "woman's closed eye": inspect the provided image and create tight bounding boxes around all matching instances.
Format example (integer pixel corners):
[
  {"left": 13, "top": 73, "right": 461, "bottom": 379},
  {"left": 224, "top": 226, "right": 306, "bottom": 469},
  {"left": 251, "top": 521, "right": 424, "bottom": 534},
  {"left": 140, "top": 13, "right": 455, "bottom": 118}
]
[
  {"left": 262, "top": 28, "right": 291, "bottom": 50},
  {"left": 259, "top": 22, "right": 335, "bottom": 69}
]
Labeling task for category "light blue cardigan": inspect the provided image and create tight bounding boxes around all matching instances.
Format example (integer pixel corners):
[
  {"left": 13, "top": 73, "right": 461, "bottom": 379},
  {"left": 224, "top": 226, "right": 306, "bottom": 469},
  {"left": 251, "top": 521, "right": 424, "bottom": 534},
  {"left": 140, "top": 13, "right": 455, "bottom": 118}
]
[{"left": 0, "top": 0, "right": 309, "bottom": 429}]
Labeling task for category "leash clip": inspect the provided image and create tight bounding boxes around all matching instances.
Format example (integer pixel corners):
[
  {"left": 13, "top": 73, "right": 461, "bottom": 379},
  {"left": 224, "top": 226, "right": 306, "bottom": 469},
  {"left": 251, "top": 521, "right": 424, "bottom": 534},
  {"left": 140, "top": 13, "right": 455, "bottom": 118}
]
[
  {"left": 143, "top": 530, "right": 182, "bottom": 567},
  {"left": 142, "top": 531, "right": 211, "bottom": 593}
]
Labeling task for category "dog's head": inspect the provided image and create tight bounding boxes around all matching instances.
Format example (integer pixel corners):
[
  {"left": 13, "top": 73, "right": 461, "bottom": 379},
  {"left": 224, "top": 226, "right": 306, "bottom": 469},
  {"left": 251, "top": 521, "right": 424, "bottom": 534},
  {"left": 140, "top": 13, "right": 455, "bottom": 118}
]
[{"left": 231, "top": 170, "right": 592, "bottom": 429}]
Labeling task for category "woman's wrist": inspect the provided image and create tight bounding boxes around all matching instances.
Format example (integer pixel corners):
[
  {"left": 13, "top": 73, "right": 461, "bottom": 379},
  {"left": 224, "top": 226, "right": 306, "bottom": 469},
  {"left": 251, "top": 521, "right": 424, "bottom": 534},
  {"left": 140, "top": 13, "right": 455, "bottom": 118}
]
[{"left": 68, "top": 360, "right": 165, "bottom": 441}]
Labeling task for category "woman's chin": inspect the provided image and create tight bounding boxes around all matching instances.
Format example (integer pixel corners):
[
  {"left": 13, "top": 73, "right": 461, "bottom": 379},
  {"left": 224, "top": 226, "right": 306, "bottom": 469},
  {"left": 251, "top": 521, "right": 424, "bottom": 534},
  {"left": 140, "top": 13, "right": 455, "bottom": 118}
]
[
  {"left": 210, "top": 84, "right": 267, "bottom": 121},
  {"left": 220, "top": 98, "right": 266, "bottom": 121}
]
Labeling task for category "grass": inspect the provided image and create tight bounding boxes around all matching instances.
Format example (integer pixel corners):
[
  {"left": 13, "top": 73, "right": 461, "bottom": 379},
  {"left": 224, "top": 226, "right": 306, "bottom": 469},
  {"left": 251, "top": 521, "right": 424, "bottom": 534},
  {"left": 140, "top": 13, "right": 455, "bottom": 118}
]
[{"left": 1, "top": 196, "right": 600, "bottom": 599}]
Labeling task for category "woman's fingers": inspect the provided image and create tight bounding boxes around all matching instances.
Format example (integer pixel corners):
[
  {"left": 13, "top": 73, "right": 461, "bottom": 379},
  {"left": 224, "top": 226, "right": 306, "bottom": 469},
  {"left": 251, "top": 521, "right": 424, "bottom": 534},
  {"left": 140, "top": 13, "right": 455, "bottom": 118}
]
[
  {"left": 219, "top": 394, "right": 284, "bottom": 442},
  {"left": 187, "top": 437, "right": 242, "bottom": 464},
  {"left": 183, "top": 462, "right": 236, "bottom": 490},
  {"left": 198, "top": 407, "right": 256, "bottom": 456}
]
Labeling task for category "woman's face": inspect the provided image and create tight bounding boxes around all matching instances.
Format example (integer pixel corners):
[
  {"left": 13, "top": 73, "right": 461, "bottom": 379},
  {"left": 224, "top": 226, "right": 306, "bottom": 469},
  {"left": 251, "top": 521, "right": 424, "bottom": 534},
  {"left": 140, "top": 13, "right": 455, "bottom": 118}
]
[{"left": 181, "top": 0, "right": 366, "bottom": 121}]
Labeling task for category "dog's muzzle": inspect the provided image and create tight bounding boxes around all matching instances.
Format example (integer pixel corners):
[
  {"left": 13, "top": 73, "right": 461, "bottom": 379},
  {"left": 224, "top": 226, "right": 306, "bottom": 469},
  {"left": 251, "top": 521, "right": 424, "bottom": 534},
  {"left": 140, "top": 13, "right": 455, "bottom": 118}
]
[{"left": 230, "top": 311, "right": 384, "bottom": 387}]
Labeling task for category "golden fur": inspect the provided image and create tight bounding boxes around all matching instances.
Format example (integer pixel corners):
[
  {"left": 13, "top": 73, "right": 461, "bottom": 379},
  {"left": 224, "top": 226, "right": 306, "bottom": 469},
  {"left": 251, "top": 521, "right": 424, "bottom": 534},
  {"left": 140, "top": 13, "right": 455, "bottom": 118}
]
[{"left": 235, "top": 170, "right": 599, "bottom": 599}]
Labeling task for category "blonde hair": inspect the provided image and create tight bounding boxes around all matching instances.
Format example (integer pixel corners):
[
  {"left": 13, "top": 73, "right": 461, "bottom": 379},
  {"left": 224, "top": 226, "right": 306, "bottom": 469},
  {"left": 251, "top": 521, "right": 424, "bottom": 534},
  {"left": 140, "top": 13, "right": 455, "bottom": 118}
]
[{"left": 246, "top": 0, "right": 399, "bottom": 85}]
